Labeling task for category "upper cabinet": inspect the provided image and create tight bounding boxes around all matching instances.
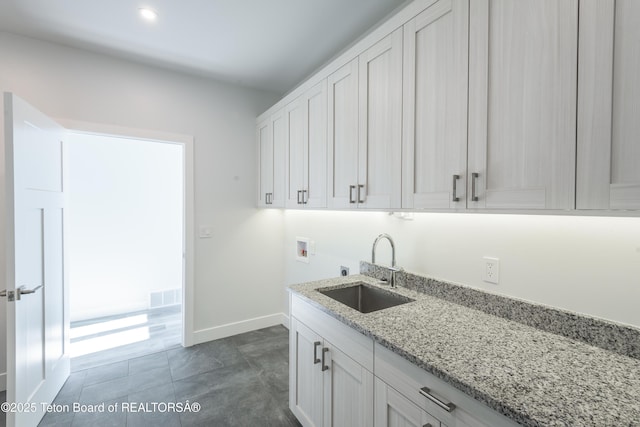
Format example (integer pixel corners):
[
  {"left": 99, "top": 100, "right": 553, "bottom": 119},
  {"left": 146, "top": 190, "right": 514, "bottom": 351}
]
[
  {"left": 258, "top": 0, "right": 640, "bottom": 214},
  {"left": 577, "top": 0, "right": 640, "bottom": 210},
  {"left": 327, "top": 58, "right": 359, "bottom": 209},
  {"left": 467, "top": 0, "right": 578, "bottom": 210},
  {"left": 402, "top": 0, "right": 469, "bottom": 210},
  {"left": 257, "top": 108, "right": 285, "bottom": 208},
  {"left": 285, "top": 81, "right": 328, "bottom": 209},
  {"left": 327, "top": 29, "right": 403, "bottom": 210}
]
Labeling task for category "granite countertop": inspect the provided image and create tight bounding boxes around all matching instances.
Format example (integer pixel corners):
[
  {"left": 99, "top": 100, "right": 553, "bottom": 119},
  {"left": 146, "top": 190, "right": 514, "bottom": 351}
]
[{"left": 289, "top": 274, "right": 640, "bottom": 427}]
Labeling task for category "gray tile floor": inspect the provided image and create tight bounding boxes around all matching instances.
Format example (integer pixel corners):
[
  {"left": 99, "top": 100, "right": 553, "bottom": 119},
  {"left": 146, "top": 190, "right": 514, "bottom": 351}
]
[{"left": 35, "top": 324, "right": 300, "bottom": 427}]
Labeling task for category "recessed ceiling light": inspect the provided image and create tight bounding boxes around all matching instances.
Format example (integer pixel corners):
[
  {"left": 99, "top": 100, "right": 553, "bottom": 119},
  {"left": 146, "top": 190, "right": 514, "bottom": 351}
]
[{"left": 139, "top": 7, "right": 158, "bottom": 21}]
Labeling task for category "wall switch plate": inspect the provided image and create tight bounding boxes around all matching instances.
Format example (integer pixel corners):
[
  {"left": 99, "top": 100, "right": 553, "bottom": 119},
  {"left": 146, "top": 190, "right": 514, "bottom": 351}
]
[
  {"left": 340, "top": 266, "right": 349, "bottom": 276},
  {"left": 199, "top": 226, "right": 212, "bottom": 238},
  {"left": 483, "top": 257, "right": 499, "bottom": 284}
]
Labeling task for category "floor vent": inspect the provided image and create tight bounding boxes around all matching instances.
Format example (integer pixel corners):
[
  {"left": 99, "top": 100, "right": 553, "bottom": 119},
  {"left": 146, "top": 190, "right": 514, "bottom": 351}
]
[{"left": 149, "top": 289, "right": 181, "bottom": 309}]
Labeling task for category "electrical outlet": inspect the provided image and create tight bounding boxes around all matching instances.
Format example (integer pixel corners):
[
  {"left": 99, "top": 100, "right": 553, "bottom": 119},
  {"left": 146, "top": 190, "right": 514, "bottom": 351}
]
[
  {"left": 340, "top": 266, "right": 349, "bottom": 276},
  {"left": 483, "top": 257, "right": 499, "bottom": 284}
]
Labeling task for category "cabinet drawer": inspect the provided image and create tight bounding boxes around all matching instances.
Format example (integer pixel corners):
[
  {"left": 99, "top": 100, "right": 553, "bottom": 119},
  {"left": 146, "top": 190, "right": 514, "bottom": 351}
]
[
  {"left": 291, "top": 294, "right": 374, "bottom": 370},
  {"left": 374, "top": 343, "right": 519, "bottom": 427}
]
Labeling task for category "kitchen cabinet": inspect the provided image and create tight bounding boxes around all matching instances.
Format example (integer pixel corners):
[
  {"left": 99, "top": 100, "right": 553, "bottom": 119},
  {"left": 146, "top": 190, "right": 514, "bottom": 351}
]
[
  {"left": 402, "top": 0, "right": 468, "bottom": 210},
  {"left": 327, "top": 29, "right": 402, "bottom": 209},
  {"left": 374, "top": 377, "right": 440, "bottom": 427},
  {"left": 290, "top": 290, "right": 519, "bottom": 427},
  {"left": 285, "top": 80, "right": 327, "bottom": 208},
  {"left": 577, "top": 0, "right": 640, "bottom": 210},
  {"left": 289, "top": 295, "right": 374, "bottom": 426},
  {"left": 375, "top": 343, "right": 518, "bottom": 427},
  {"left": 256, "top": 108, "right": 285, "bottom": 207},
  {"left": 327, "top": 59, "right": 358, "bottom": 209},
  {"left": 467, "top": 0, "right": 578, "bottom": 210},
  {"left": 290, "top": 318, "right": 323, "bottom": 426}
]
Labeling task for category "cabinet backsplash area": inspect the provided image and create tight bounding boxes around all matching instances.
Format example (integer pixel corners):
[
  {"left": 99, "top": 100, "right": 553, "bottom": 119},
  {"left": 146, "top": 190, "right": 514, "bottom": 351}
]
[{"left": 257, "top": 0, "right": 640, "bottom": 215}]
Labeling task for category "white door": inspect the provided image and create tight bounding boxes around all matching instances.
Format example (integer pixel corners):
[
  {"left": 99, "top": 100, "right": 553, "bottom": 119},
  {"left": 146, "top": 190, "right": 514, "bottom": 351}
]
[{"left": 4, "top": 93, "right": 70, "bottom": 427}]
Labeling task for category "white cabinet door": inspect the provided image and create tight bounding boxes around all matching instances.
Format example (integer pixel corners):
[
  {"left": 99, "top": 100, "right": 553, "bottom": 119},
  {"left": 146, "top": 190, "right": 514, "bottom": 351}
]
[
  {"left": 358, "top": 28, "right": 403, "bottom": 209},
  {"left": 304, "top": 80, "right": 328, "bottom": 208},
  {"left": 286, "top": 96, "right": 306, "bottom": 208},
  {"left": 577, "top": 0, "right": 640, "bottom": 210},
  {"left": 290, "top": 318, "right": 323, "bottom": 427},
  {"left": 327, "top": 58, "right": 359, "bottom": 209},
  {"left": 257, "top": 108, "right": 285, "bottom": 207},
  {"left": 285, "top": 81, "right": 327, "bottom": 208},
  {"left": 374, "top": 377, "right": 440, "bottom": 427},
  {"left": 323, "top": 342, "right": 374, "bottom": 427},
  {"left": 468, "top": 0, "right": 578, "bottom": 210},
  {"left": 257, "top": 117, "right": 273, "bottom": 207},
  {"left": 402, "top": 0, "right": 469, "bottom": 210}
]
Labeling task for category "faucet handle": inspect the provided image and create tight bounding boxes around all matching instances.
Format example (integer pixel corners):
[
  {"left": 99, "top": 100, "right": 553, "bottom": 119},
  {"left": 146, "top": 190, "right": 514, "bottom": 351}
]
[{"left": 388, "top": 266, "right": 402, "bottom": 288}]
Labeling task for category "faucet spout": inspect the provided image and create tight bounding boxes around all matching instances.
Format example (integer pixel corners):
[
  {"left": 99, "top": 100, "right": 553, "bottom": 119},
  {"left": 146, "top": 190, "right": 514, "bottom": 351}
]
[
  {"left": 372, "top": 234, "right": 401, "bottom": 288},
  {"left": 371, "top": 233, "right": 396, "bottom": 267}
]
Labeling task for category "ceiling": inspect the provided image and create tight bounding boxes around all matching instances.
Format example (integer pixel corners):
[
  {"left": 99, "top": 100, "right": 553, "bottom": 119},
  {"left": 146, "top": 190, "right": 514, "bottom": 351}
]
[{"left": 0, "top": 0, "right": 408, "bottom": 95}]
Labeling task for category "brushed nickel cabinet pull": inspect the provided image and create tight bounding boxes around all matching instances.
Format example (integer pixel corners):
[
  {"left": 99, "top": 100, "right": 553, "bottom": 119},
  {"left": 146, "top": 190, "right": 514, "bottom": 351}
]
[
  {"left": 297, "top": 190, "right": 302, "bottom": 204},
  {"left": 313, "top": 341, "right": 321, "bottom": 364},
  {"left": 357, "top": 184, "right": 365, "bottom": 203},
  {"left": 452, "top": 174, "right": 460, "bottom": 202},
  {"left": 471, "top": 172, "right": 479, "bottom": 202},
  {"left": 302, "top": 190, "right": 308, "bottom": 204},
  {"left": 349, "top": 185, "right": 356, "bottom": 203},
  {"left": 419, "top": 387, "right": 456, "bottom": 412},
  {"left": 321, "top": 348, "right": 329, "bottom": 371}
]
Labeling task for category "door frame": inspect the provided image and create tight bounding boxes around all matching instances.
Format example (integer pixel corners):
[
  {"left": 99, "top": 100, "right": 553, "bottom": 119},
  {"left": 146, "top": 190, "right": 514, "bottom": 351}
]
[{"left": 58, "top": 119, "right": 196, "bottom": 347}]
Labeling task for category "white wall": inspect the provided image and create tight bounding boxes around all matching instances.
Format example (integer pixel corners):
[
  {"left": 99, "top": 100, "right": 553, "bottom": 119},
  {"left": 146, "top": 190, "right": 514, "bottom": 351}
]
[
  {"left": 0, "top": 31, "right": 285, "bottom": 380},
  {"left": 284, "top": 210, "right": 640, "bottom": 329},
  {"left": 67, "top": 134, "right": 183, "bottom": 321}
]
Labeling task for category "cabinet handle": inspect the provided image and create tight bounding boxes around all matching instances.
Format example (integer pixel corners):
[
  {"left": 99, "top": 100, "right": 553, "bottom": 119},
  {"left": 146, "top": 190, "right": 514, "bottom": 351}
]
[
  {"left": 357, "top": 184, "right": 365, "bottom": 203},
  {"left": 302, "top": 189, "right": 308, "bottom": 204},
  {"left": 297, "top": 190, "right": 302, "bottom": 204},
  {"left": 471, "top": 172, "right": 479, "bottom": 202},
  {"left": 321, "top": 347, "right": 329, "bottom": 371},
  {"left": 452, "top": 174, "right": 460, "bottom": 202},
  {"left": 349, "top": 185, "right": 356, "bottom": 204},
  {"left": 313, "top": 341, "right": 321, "bottom": 364},
  {"left": 419, "top": 387, "right": 456, "bottom": 412}
]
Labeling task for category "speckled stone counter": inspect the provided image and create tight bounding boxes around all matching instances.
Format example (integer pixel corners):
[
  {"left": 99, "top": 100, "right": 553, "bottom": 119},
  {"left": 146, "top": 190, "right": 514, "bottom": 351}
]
[{"left": 288, "top": 272, "right": 640, "bottom": 427}]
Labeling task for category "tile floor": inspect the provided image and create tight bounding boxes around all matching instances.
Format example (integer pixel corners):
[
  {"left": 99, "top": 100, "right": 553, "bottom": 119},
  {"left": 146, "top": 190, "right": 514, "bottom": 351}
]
[
  {"left": 70, "top": 306, "right": 182, "bottom": 372},
  {"left": 33, "top": 324, "right": 299, "bottom": 427}
]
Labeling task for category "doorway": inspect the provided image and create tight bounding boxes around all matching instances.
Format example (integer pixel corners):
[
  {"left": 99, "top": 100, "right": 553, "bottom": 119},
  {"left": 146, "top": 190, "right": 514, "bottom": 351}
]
[{"left": 66, "top": 131, "right": 186, "bottom": 369}]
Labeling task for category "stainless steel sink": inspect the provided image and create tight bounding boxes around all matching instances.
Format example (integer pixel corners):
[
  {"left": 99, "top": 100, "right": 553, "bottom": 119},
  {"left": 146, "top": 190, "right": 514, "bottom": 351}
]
[{"left": 318, "top": 282, "right": 414, "bottom": 313}]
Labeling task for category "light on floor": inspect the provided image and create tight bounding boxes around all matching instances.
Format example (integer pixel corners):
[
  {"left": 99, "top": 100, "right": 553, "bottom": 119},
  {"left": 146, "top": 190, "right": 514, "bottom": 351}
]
[{"left": 70, "top": 326, "right": 151, "bottom": 357}]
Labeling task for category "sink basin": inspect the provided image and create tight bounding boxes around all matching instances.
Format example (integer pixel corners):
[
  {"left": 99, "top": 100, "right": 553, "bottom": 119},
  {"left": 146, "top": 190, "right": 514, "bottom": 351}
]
[{"left": 318, "top": 282, "right": 414, "bottom": 313}]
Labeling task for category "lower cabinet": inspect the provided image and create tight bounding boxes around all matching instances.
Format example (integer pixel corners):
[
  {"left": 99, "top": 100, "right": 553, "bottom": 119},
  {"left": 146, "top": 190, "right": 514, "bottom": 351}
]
[
  {"left": 289, "top": 294, "right": 519, "bottom": 427},
  {"left": 375, "top": 377, "right": 440, "bottom": 427},
  {"left": 289, "top": 317, "right": 374, "bottom": 427}
]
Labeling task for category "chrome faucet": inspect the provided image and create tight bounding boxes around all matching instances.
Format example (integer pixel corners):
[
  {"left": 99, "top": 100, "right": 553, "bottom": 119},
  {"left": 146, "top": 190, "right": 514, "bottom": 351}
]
[{"left": 371, "top": 234, "right": 401, "bottom": 288}]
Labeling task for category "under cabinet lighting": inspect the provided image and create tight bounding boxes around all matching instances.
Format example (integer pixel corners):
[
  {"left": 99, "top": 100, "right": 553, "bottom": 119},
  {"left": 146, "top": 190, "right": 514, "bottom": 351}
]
[{"left": 139, "top": 7, "right": 158, "bottom": 21}]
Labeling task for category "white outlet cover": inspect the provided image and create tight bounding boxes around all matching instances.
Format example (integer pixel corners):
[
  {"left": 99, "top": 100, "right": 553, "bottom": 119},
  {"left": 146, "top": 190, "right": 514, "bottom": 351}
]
[{"left": 483, "top": 257, "right": 499, "bottom": 284}]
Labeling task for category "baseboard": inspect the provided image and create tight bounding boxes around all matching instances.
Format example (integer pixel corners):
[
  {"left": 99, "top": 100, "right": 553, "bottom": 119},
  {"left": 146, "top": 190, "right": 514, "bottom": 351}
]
[
  {"left": 191, "top": 312, "right": 289, "bottom": 345},
  {"left": 0, "top": 372, "right": 6, "bottom": 391}
]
